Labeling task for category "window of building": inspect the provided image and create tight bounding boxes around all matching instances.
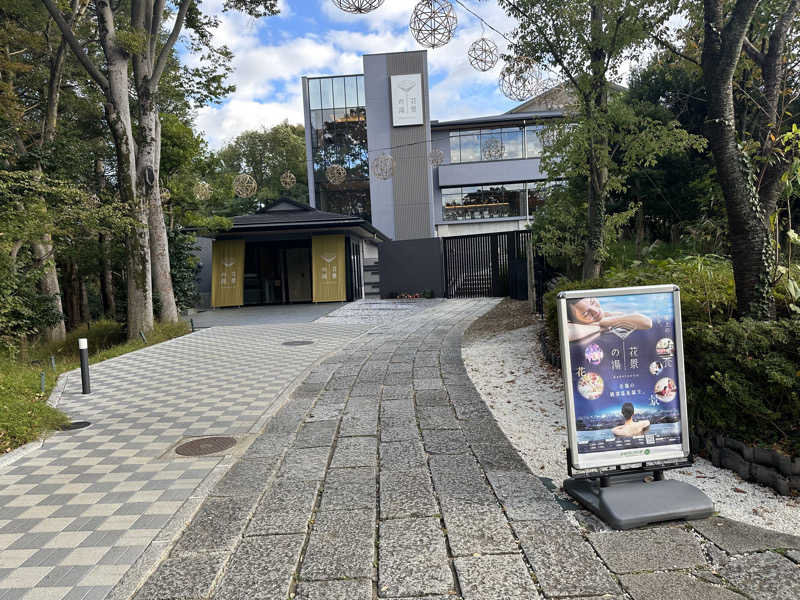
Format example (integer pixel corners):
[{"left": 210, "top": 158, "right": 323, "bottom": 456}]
[
  {"left": 447, "top": 124, "right": 549, "bottom": 163},
  {"left": 308, "top": 75, "right": 371, "bottom": 221},
  {"left": 441, "top": 182, "right": 535, "bottom": 221}
]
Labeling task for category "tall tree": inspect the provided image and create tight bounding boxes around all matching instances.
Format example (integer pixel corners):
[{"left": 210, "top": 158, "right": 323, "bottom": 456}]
[
  {"left": 499, "top": 0, "right": 680, "bottom": 279},
  {"left": 698, "top": 0, "right": 800, "bottom": 318},
  {"left": 40, "top": 0, "right": 278, "bottom": 337}
]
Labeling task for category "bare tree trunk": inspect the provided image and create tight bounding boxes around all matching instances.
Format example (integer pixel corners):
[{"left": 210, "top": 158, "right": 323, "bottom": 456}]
[
  {"left": 140, "top": 105, "right": 179, "bottom": 322},
  {"left": 80, "top": 277, "right": 90, "bottom": 323},
  {"left": 702, "top": 0, "right": 773, "bottom": 319},
  {"left": 32, "top": 236, "right": 67, "bottom": 342},
  {"left": 99, "top": 233, "right": 116, "bottom": 318},
  {"left": 95, "top": 0, "right": 153, "bottom": 338},
  {"left": 66, "top": 259, "right": 81, "bottom": 328}
]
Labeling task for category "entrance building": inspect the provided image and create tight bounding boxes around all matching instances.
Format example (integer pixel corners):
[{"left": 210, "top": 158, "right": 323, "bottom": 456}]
[{"left": 199, "top": 199, "right": 386, "bottom": 308}]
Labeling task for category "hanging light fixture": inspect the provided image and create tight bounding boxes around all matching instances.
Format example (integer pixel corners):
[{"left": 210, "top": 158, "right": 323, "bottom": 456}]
[
  {"left": 279, "top": 171, "right": 296, "bottom": 189},
  {"left": 468, "top": 37, "right": 498, "bottom": 72},
  {"left": 193, "top": 181, "right": 212, "bottom": 202},
  {"left": 409, "top": 0, "right": 457, "bottom": 49},
  {"left": 428, "top": 148, "right": 445, "bottom": 167},
  {"left": 326, "top": 164, "right": 347, "bottom": 185},
  {"left": 331, "top": 0, "right": 385, "bottom": 13},
  {"left": 371, "top": 153, "right": 395, "bottom": 180},
  {"left": 233, "top": 173, "right": 258, "bottom": 198},
  {"left": 498, "top": 58, "right": 544, "bottom": 102}
]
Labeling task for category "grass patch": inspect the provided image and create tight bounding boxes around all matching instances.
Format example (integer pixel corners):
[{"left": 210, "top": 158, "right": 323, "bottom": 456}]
[{"left": 1, "top": 320, "right": 190, "bottom": 454}]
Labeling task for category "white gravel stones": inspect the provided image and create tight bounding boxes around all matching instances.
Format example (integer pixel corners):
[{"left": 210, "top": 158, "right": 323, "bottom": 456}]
[{"left": 462, "top": 320, "right": 800, "bottom": 537}]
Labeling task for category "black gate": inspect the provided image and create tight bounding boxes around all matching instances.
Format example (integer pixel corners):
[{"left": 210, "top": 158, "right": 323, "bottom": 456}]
[{"left": 443, "top": 231, "right": 532, "bottom": 298}]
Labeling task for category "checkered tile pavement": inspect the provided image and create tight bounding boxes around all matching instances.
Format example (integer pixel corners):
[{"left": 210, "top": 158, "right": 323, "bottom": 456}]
[{"left": 0, "top": 323, "right": 367, "bottom": 600}]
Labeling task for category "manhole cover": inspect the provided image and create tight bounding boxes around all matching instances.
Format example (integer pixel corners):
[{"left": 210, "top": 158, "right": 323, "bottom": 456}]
[
  {"left": 175, "top": 436, "right": 236, "bottom": 456},
  {"left": 282, "top": 340, "right": 313, "bottom": 346},
  {"left": 61, "top": 421, "right": 91, "bottom": 431}
]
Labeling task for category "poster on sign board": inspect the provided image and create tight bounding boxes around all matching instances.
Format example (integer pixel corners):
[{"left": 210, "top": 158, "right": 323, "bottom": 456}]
[{"left": 556, "top": 285, "right": 690, "bottom": 470}]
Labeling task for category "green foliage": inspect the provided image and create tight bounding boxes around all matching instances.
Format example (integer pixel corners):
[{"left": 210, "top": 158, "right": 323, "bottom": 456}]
[
  {"left": 683, "top": 319, "right": 800, "bottom": 455},
  {"left": 1, "top": 319, "right": 189, "bottom": 453},
  {"left": 168, "top": 229, "right": 200, "bottom": 311}
]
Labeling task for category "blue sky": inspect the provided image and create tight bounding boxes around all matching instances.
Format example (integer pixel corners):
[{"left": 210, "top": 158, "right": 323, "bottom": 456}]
[{"left": 183, "top": 0, "right": 527, "bottom": 149}]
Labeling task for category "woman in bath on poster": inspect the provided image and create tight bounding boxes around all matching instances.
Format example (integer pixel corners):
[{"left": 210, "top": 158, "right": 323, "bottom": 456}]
[{"left": 566, "top": 297, "right": 653, "bottom": 342}]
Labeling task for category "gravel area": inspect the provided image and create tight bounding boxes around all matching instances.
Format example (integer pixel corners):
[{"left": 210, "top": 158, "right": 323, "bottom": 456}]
[
  {"left": 462, "top": 317, "right": 800, "bottom": 537},
  {"left": 315, "top": 298, "right": 443, "bottom": 324}
]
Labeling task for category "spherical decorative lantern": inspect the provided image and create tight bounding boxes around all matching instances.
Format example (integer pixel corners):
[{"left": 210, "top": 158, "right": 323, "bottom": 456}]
[
  {"left": 467, "top": 37, "right": 498, "bottom": 72},
  {"left": 498, "top": 58, "right": 543, "bottom": 102},
  {"left": 409, "top": 0, "right": 457, "bottom": 49},
  {"left": 482, "top": 137, "right": 504, "bottom": 160},
  {"left": 160, "top": 187, "right": 171, "bottom": 202},
  {"left": 280, "top": 171, "right": 296, "bottom": 189},
  {"left": 193, "top": 181, "right": 211, "bottom": 202},
  {"left": 428, "top": 148, "right": 445, "bottom": 167},
  {"left": 371, "top": 153, "right": 395, "bottom": 180},
  {"left": 331, "top": 0, "right": 384, "bottom": 13},
  {"left": 233, "top": 173, "right": 257, "bottom": 198},
  {"left": 326, "top": 164, "right": 347, "bottom": 185}
]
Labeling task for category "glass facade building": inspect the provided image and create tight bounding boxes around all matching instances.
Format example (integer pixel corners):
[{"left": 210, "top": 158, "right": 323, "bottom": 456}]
[
  {"left": 307, "top": 75, "right": 371, "bottom": 221},
  {"left": 440, "top": 180, "right": 555, "bottom": 221}
]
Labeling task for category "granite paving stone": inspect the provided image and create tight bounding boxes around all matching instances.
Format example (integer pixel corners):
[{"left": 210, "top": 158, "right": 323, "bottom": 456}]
[
  {"left": 380, "top": 427, "right": 421, "bottom": 442},
  {"left": 718, "top": 552, "right": 800, "bottom": 600},
  {"left": 378, "top": 517, "right": 452, "bottom": 597},
  {"left": 330, "top": 437, "right": 377, "bottom": 469},
  {"left": 276, "top": 447, "right": 330, "bottom": 481},
  {"left": 211, "top": 535, "right": 304, "bottom": 600},
  {"left": 470, "top": 442, "right": 530, "bottom": 472},
  {"left": 294, "top": 420, "right": 339, "bottom": 449},
  {"left": 319, "top": 478, "right": 375, "bottom": 511},
  {"left": 379, "top": 469, "right": 438, "bottom": 519},
  {"left": 300, "top": 509, "right": 375, "bottom": 580},
  {"left": 691, "top": 516, "right": 800, "bottom": 553},
  {"left": 413, "top": 378, "right": 443, "bottom": 391},
  {"left": 429, "top": 455, "right": 496, "bottom": 503},
  {"left": 414, "top": 389, "right": 450, "bottom": 406},
  {"left": 620, "top": 571, "right": 746, "bottom": 600},
  {"left": 245, "top": 434, "right": 293, "bottom": 457},
  {"left": 454, "top": 554, "right": 539, "bottom": 600},
  {"left": 485, "top": 471, "right": 565, "bottom": 521},
  {"left": 324, "top": 467, "right": 375, "bottom": 485},
  {"left": 422, "top": 429, "right": 470, "bottom": 454},
  {"left": 212, "top": 457, "right": 281, "bottom": 498},
  {"left": 380, "top": 440, "right": 427, "bottom": 471},
  {"left": 352, "top": 383, "right": 382, "bottom": 397},
  {"left": 417, "top": 406, "right": 459, "bottom": 430},
  {"left": 440, "top": 498, "right": 516, "bottom": 556},
  {"left": 294, "top": 579, "right": 372, "bottom": 600},
  {"left": 589, "top": 526, "right": 708, "bottom": 573},
  {"left": 133, "top": 553, "right": 224, "bottom": 600},
  {"left": 246, "top": 479, "right": 320, "bottom": 536},
  {"left": 787, "top": 550, "right": 800, "bottom": 563},
  {"left": 381, "top": 385, "right": 414, "bottom": 400},
  {"left": 172, "top": 496, "right": 254, "bottom": 555},
  {"left": 515, "top": 520, "right": 621, "bottom": 597}
]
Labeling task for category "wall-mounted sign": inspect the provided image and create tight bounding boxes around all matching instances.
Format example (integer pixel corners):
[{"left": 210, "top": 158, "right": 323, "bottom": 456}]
[
  {"left": 390, "top": 74, "right": 424, "bottom": 127},
  {"left": 556, "top": 285, "right": 690, "bottom": 470}
]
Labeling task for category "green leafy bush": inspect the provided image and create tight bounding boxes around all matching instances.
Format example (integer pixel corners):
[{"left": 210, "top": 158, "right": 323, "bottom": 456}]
[{"left": 684, "top": 319, "right": 800, "bottom": 454}]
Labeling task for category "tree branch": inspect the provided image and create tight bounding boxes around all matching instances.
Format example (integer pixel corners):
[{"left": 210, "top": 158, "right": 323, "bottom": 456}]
[
  {"left": 39, "top": 0, "right": 110, "bottom": 93},
  {"left": 150, "top": 0, "right": 166, "bottom": 61},
  {"left": 742, "top": 36, "right": 765, "bottom": 65},
  {"left": 652, "top": 33, "right": 700, "bottom": 66},
  {"left": 149, "top": 0, "right": 191, "bottom": 91}
]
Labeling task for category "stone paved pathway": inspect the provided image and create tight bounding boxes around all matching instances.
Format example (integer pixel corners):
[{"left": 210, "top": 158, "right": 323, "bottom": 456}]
[
  {"left": 131, "top": 300, "right": 800, "bottom": 600},
  {"left": 0, "top": 323, "right": 368, "bottom": 600}
]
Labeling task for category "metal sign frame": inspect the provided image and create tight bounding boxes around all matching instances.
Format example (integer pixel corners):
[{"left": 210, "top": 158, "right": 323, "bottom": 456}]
[{"left": 556, "top": 284, "right": 691, "bottom": 471}]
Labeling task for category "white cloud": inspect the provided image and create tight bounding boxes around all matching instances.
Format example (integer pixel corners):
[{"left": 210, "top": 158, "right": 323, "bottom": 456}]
[{"left": 195, "top": 98, "right": 305, "bottom": 149}]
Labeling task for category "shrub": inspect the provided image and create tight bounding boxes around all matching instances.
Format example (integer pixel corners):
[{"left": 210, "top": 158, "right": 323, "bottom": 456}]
[{"left": 684, "top": 319, "right": 800, "bottom": 455}]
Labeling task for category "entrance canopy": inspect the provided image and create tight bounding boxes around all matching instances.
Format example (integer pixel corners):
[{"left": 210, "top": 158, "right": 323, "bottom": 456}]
[{"left": 204, "top": 200, "right": 387, "bottom": 308}]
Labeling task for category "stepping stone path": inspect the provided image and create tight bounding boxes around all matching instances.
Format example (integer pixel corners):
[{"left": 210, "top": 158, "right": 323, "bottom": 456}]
[{"left": 132, "top": 300, "right": 800, "bottom": 600}]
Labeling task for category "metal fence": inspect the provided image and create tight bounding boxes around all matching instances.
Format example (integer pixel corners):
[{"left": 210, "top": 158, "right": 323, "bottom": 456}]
[{"left": 443, "top": 231, "right": 532, "bottom": 298}]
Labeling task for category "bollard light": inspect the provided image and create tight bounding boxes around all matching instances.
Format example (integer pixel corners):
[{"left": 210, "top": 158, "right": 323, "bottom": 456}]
[{"left": 78, "top": 338, "right": 91, "bottom": 394}]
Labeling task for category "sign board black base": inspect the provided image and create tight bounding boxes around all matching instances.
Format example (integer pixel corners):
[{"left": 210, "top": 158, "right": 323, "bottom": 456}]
[{"left": 564, "top": 472, "right": 714, "bottom": 530}]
